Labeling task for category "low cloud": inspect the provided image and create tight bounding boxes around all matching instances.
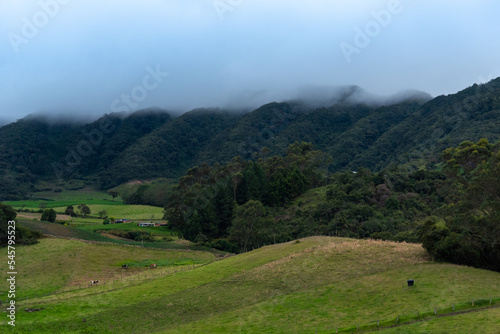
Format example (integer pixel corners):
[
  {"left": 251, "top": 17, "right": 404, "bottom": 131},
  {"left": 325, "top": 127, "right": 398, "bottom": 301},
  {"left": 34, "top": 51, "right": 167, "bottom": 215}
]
[{"left": 0, "top": 0, "right": 498, "bottom": 122}]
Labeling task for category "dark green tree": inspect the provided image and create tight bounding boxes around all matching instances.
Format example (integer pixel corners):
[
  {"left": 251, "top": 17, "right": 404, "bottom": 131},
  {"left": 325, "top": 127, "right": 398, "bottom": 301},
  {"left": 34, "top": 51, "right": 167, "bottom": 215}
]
[
  {"left": 108, "top": 190, "right": 119, "bottom": 201},
  {"left": 98, "top": 210, "right": 107, "bottom": 219},
  {"left": 64, "top": 205, "right": 76, "bottom": 217},
  {"left": 0, "top": 202, "right": 17, "bottom": 247},
  {"left": 265, "top": 167, "right": 291, "bottom": 206},
  {"left": 229, "top": 200, "right": 271, "bottom": 253},
  {"left": 78, "top": 204, "right": 91, "bottom": 218},
  {"left": 421, "top": 139, "right": 500, "bottom": 271},
  {"left": 41, "top": 208, "right": 57, "bottom": 222},
  {"left": 236, "top": 161, "right": 267, "bottom": 204}
]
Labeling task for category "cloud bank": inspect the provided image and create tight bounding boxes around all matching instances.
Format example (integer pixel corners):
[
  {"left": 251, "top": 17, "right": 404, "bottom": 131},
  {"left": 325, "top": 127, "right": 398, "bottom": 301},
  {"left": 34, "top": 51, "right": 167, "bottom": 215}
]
[{"left": 0, "top": 0, "right": 499, "bottom": 122}]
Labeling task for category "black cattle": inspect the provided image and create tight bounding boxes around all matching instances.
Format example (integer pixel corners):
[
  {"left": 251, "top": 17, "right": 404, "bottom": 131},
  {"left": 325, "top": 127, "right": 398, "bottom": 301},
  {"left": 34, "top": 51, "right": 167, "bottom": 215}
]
[{"left": 122, "top": 264, "right": 129, "bottom": 269}]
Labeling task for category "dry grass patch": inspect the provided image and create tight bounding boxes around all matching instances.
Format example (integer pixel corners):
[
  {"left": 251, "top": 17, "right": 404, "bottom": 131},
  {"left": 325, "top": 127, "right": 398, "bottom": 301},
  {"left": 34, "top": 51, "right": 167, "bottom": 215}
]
[{"left": 246, "top": 237, "right": 430, "bottom": 293}]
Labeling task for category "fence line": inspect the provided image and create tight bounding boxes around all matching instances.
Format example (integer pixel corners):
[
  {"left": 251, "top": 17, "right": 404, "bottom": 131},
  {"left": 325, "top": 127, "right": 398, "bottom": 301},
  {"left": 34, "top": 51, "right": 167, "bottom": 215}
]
[
  {"left": 2, "top": 261, "right": 218, "bottom": 305},
  {"left": 332, "top": 296, "right": 500, "bottom": 333}
]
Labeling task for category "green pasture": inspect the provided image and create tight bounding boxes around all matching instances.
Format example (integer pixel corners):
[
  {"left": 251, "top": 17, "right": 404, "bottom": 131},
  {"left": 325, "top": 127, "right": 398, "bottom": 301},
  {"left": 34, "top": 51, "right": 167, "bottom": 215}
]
[
  {"left": 87, "top": 204, "right": 163, "bottom": 220},
  {"left": 7, "top": 203, "right": 164, "bottom": 222},
  {"left": 3, "top": 189, "right": 124, "bottom": 209},
  {"left": 0, "top": 238, "right": 215, "bottom": 300},
  {"left": 49, "top": 204, "right": 164, "bottom": 220},
  {"left": 2, "top": 236, "right": 500, "bottom": 333},
  {"left": 379, "top": 307, "right": 500, "bottom": 333},
  {"left": 30, "top": 189, "right": 122, "bottom": 203}
]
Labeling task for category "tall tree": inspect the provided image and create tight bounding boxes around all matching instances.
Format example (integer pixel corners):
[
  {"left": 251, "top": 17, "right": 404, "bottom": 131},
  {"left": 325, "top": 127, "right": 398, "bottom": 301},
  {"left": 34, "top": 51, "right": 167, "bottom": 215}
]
[
  {"left": 78, "top": 204, "right": 91, "bottom": 218},
  {"left": 422, "top": 139, "right": 500, "bottom": 271},
  {"left": 0, "top": 202, "right": 17, "bottom": 247},
  {"left": 229, "top": 200, "right": 271, "bottom": 253},
  {"left": 41, "top": 208, "right": 57, "bottom": 223}
]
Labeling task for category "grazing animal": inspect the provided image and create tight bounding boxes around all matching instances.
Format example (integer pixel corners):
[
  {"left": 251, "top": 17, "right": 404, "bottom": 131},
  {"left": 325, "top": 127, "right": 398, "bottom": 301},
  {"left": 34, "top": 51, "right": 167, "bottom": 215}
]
[
  {"left": 149, "top": 264, "right": 157, "bottom": 269},
  {"left": 122, "top": 264, "right": 129, "bottom": 269},
  {"left": 90, "top": 280, "right": 100, "bottom": 286}
]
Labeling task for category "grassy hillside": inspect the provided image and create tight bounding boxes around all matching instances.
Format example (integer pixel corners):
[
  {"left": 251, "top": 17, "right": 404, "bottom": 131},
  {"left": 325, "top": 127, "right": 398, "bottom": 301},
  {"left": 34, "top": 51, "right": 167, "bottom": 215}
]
[
  {"left": 2, "top": 236, "right": 499, "bottom": 333},
  {"left": 0, "top": 238, "right": 215, "bottom": 300},
  {"left": 379, "top": 307, "right": 500, "bottom": 333}
]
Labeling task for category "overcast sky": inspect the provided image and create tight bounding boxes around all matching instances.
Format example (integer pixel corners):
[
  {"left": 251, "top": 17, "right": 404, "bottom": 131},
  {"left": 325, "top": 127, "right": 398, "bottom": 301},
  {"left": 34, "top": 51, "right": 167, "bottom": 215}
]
[{"left": 1, "top": 0, "right": 499, "bottom": 123}]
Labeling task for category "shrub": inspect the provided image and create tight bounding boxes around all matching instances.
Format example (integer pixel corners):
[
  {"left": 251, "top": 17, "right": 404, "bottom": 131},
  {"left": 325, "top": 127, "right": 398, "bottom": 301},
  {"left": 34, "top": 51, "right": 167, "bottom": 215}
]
[
  {"left": 205, "top": 239, "right": 238, "bottom": 253},
  {"left": 16, "top": 225, "right": 43, "bottom": 245},
  {"left": 41, "top": 208, "right": 57, "bottom": 223},
  {"left": 370, "top": 231, "right": 393, "bottom": 241}
]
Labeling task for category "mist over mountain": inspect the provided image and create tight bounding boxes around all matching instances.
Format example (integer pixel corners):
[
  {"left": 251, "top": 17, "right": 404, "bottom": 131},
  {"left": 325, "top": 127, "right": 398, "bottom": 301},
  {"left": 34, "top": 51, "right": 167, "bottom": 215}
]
[
  {"left": 1, "top": 85, "right": 432, "bottom": 127},
  {"left": 2, "top": 1, "right": 499, "bottom": 125},
  {"left": 0, "top": 78, "right": 499, "bottom": 200},
  {"left": 287, "top": 85, "right": 432, "bottom": 109}
]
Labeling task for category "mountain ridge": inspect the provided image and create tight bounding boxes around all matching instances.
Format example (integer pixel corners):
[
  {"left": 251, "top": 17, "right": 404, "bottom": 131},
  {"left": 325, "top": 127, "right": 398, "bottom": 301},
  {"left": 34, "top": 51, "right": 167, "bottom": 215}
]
[{"left": 1, "top": 79, "right": 499, "bottom": 199}]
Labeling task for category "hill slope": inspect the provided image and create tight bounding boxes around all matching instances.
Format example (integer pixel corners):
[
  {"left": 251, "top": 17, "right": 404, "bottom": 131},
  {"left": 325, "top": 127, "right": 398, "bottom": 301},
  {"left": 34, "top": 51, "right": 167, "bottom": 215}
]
[{"left": 3, "top": 236, "right": 500, "bottom": 333}]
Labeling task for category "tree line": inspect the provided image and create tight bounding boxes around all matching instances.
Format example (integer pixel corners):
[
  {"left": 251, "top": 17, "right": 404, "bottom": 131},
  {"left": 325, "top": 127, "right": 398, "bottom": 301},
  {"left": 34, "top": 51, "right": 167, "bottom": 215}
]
[
  {"left": 3, "top": 139, "right": 499, "bottom": 273},
  {"left": 160, "top": 140, "right": 499, "bottom": 272}
]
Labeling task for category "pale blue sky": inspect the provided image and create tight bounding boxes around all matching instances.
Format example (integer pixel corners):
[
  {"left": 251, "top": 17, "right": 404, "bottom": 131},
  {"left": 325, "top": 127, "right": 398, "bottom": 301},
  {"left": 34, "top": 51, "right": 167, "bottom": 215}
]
[{"left": 1, "top": 0, "right": 499, "bottom": 122}]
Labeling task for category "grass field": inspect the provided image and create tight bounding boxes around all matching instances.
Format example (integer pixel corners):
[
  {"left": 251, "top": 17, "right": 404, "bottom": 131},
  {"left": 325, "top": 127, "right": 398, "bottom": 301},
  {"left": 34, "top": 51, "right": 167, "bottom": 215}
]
[
  {"left": 4, "top": 188, "right": 124, "bottom": 209},
  {"left": 52, "top": 204, "right": 165, "bottom": 220},
  {"left": 0, "top": 238, "right": 215, "bottom": 300},
  {"left": 2, "top": 236, "right": 499, "bottom": 333},
  {"left": 379, "top": 307, "right": 500, "bottom": 333},
  {"left": 10, "top": 202, "right": 164, "bottom": 224}
]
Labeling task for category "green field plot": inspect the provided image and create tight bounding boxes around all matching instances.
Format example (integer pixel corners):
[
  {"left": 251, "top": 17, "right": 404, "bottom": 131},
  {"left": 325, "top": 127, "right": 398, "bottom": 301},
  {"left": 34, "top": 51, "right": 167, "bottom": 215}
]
[
  {"left": 4, "top": 189, "right": 124, "bottom": 209},
  {"left": 88, "top": 204, "right": 163, "bottom": 220},
  {"left": 49, "top": 204, "right": 164, "bottom": 220}
]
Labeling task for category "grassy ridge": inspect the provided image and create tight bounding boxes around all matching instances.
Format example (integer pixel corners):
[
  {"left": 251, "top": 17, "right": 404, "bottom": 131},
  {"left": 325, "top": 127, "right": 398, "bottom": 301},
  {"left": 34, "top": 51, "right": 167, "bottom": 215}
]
[{"left": 3, "top": 236, "right": 500, "bottom": 333}]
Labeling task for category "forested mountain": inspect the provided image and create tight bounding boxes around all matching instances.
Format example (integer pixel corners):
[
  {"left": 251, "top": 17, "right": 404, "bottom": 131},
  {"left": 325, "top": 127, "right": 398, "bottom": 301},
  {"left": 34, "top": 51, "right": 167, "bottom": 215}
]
[
  {"left": 1, "top": 78, "right": 500, "bottom": 199},
  {"left": 352, "top": 79, "right": 500, "bottom": 170},
  {"left": 98, "top": 109, "right": 240, "bottom": 189},
  {"left": 0, "top": 109, "right": 172, "bottom": 199}
]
